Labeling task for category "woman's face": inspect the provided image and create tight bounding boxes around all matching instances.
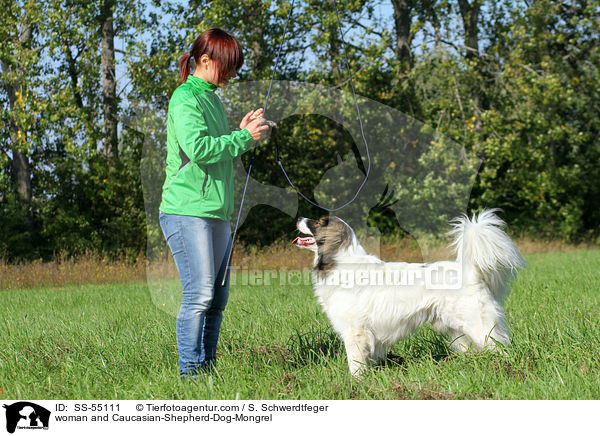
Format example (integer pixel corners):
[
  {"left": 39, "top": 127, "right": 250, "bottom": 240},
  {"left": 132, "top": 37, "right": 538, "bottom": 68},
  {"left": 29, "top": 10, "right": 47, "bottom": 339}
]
[{"left": 216, "top": 67, "right": 237, "bottom": 88}]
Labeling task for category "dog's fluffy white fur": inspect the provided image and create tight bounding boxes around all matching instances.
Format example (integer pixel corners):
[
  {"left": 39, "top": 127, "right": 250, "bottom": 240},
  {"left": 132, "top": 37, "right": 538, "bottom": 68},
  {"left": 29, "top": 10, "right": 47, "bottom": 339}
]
[{"left": 293, "top": 210, "right": 525, "bottom": 376}]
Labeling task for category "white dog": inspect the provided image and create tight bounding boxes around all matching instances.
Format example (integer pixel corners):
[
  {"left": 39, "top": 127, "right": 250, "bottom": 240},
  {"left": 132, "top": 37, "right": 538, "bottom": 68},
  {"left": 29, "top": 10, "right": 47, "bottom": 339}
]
[{"left": 292, "top": 210, "right": 525, "bottom": 376}]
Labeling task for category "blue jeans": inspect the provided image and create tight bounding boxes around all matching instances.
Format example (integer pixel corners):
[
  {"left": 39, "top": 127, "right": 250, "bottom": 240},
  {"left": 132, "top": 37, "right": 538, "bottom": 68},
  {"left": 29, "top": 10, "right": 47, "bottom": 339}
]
[{"left": 158, "top": 211, "right": 232, "bottom": 376}]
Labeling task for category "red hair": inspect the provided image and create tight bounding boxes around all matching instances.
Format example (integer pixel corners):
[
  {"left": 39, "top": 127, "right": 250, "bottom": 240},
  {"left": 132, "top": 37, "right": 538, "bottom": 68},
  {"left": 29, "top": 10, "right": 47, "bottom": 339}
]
[{"left": 178, "top": 28, "right": 244, "bottom": 85}]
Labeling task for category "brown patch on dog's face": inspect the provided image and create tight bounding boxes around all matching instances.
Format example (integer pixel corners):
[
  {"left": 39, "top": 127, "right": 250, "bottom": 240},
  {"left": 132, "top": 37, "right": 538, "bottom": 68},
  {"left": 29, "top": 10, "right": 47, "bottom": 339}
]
[{"left": 306, "top": 216, "right": 353, "bottom": 275}]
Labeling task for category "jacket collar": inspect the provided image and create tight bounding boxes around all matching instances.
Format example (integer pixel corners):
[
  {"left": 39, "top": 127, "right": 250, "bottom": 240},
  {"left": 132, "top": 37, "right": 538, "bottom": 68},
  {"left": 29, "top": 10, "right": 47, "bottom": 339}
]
[{"left": 187, "top": 75, "right": 218, "bottom": 92}]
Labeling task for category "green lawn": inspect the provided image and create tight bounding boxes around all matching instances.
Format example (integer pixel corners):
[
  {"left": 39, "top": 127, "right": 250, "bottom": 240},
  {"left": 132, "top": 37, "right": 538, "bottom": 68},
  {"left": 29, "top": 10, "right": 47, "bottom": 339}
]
[{"left": 1, "top": 250, "right": 599, "bottom": 399}]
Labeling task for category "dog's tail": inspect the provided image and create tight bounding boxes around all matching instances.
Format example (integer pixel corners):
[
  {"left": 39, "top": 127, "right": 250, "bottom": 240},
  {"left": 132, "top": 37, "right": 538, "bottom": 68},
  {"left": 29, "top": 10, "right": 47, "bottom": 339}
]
[{"left": 448, "top": 209, "right": 525, "bottom": 302}]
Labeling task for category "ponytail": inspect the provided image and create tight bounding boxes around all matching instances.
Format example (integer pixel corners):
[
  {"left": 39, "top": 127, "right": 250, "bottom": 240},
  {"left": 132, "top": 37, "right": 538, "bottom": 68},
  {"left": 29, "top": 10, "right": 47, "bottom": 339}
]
[{"left": 178, "top": 52, "right": 193, "bottom": 85}]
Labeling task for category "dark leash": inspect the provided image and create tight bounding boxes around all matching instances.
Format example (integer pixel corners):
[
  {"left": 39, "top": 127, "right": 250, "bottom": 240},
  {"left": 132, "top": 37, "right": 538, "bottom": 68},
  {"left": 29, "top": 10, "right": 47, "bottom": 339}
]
[{"left": 220, "top": 0, "right": 370, "bottom": 286}]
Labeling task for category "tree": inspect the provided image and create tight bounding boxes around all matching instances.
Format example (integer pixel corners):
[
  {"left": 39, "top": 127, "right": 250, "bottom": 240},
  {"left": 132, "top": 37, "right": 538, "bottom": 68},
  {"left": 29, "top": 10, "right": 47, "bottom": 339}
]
[
  {"left": 391, "top": 0, "right": 415, "bottom": 67},
  {"left": 100, "top": 0, "right": 118, "bottom": 158},
  {"left": 0, "top": 1, "right": 45, "bottom": 256}
]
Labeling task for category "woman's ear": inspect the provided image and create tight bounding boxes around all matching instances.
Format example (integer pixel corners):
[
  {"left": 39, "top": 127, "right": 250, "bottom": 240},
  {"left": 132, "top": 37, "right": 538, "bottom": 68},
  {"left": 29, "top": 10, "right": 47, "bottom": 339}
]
[{"left": 199, "top": 53, "right": 211, "bottom": 68}]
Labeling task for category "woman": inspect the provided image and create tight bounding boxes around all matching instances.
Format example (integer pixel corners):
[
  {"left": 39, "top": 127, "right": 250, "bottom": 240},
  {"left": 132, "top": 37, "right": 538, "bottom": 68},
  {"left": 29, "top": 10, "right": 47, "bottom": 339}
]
[{"left": 159, "top": 28, "right": 273, "bottom": 378}]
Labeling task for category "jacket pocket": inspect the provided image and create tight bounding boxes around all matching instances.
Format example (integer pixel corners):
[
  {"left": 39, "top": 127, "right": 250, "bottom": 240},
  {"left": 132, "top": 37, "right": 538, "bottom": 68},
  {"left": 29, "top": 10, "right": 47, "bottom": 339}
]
[
  {"left": 164, "top": 161, "right": 190, "bottom": 195},
  {"left": 202, "top": 166, "right": 209, "bottom": 196}
]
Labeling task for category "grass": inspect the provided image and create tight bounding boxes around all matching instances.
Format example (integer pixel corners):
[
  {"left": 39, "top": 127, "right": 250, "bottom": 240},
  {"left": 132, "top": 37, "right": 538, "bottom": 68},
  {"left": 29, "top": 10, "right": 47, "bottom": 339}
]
[{"left": 0, "top": 249, "right": 599, "bottom": 399}]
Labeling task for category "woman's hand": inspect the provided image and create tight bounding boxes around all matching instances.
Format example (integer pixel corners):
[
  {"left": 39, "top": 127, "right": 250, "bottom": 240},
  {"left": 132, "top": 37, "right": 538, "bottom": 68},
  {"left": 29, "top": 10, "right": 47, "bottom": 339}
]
[
  {"left": 239, "top": 108, "right": 264, "bottom": 130},
  {"left": 245, "top": 116, "right": 275, "bottom": 142}
]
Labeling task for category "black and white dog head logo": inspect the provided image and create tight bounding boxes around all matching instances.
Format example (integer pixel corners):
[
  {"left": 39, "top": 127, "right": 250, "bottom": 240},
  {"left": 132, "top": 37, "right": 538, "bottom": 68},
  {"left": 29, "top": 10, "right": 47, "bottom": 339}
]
[{"left": 3, "top": 402, "right": 51, "bottom": 434}]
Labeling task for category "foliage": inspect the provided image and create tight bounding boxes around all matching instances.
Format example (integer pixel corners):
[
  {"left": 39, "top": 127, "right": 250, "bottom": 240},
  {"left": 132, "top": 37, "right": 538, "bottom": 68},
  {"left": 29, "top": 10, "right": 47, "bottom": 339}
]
[{"left": 1, "top": 0, "right": 599, "bottom": 262}]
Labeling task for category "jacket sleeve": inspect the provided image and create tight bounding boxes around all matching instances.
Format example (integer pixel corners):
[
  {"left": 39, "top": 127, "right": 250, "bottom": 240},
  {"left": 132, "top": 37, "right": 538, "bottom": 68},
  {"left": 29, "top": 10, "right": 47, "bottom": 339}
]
[{"left": 171, "top": 97, "right": 255, "bottom": 165}]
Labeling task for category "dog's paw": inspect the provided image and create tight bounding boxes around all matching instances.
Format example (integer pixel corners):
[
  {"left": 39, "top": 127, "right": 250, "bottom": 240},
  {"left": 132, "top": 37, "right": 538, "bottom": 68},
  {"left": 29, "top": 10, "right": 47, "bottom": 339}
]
[{"left": 349, "top": 362, "right": 369, "bottom": 379}]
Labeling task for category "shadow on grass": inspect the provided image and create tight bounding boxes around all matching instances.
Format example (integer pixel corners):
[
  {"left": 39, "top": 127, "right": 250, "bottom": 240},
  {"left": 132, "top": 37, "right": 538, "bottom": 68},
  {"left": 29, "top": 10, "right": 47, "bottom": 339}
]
[
  {"left": 286, "top": 327, "right": 343, "bottom": 368},
  {"left": 247, "top": 325, "right": 455, "bottom": 372},
  {"left": 286, "top": 325, "right": 453, "bottom": 369},
  {"left": 240, "top": 327, "right": 343, "bottom": 371},
  {"left": 391, "top": 327, "right": 453, "bottom": 364}
]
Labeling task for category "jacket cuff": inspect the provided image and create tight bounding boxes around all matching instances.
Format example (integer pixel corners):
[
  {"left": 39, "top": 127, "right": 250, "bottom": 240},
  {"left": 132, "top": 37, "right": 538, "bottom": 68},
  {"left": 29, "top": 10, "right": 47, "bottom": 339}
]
[
  {"left": 239, "top": 128, "right": 254, "bottom": 147},
  {"left": 239, "top": 129, "right": 255, "bottom": 150}
]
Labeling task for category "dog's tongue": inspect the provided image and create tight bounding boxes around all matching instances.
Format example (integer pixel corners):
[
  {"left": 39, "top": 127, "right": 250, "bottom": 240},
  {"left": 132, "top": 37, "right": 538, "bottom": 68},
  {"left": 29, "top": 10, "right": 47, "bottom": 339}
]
[{"left": 292, "top": 236, "right": 315, "bottom": 246}]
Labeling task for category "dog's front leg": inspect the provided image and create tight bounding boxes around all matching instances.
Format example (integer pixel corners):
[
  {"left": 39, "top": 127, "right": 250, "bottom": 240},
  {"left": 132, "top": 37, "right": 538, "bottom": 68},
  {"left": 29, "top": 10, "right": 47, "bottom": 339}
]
[
  {"left": 342, "top": 330, "right": 372, "bottom": 377},
  {"left": 372, "top": 342, "right": 387, "bottom": 364}
]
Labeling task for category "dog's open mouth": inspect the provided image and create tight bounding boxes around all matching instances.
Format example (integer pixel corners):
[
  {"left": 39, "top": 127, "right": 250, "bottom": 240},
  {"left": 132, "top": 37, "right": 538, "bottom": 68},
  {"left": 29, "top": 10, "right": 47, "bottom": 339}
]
[{"left": 292, "top": 236, "right": 315, "bottom": 247}]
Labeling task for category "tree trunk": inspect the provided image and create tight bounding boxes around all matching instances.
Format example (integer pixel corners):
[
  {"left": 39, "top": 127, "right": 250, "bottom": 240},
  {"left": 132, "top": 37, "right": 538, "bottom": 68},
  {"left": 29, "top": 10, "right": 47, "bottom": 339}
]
[
  {"left": 328, "top": 19, "right": 341, "bottom": 79},
  {"left": 1, "top": 22, "right": 33, "bottom": 211},
  {"left": 458, "top": 0, "right": 483, "bottom": 132},
  {"left": 65, "top": 46, "right": 84, "bottom": 109},
  {"left": 391, "top": 0, "right": 414, "bottom": 68},
  {"left": 457, "top": 0, "right": 481, "bottom": 59},
  {"left": 100, "top": 0, "right": 118, "bottom": 158},
  {"left": 9, "top": 148, "right": 32, "bottom": 207},
  {"left": 244, "top": 2, "right": 267, "bottom": 77}
]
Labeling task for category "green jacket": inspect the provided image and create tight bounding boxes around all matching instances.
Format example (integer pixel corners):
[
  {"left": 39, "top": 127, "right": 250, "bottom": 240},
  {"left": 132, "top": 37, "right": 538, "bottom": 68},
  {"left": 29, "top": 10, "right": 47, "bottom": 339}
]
[{"left": 159, "top": 75, "right": 255, "bottom": 220}]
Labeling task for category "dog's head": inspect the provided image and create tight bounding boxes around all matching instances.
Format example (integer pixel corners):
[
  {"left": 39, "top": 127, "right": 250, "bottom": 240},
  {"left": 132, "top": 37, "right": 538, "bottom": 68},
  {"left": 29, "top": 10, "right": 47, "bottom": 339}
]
[{"left": 293, "top": 216, "right": 355, "bottom": 274}]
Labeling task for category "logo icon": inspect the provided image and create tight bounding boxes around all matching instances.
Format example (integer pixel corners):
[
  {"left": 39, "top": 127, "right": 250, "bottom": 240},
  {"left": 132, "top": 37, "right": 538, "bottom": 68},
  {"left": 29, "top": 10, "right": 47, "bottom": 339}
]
[{"left": 3, "top": 402, "right": 51, "bottom": 434}]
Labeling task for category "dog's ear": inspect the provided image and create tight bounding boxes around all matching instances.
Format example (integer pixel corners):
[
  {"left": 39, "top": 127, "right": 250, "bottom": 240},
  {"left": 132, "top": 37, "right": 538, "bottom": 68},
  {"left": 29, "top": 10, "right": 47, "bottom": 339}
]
[{"left": 318, "top": 219, "right": 352, "bottom": 250}]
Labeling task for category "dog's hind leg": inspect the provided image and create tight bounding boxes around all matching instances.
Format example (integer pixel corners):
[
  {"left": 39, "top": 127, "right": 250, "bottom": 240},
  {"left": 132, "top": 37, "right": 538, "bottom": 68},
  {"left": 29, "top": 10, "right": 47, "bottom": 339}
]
[
  {"left": 431, "top": 317, "right": 472, "bottom": 353},
  {"left": 446, "top": 330, "right": 473, "bottom": 352},
  {"left": 342, "top": 329, "right": 373, "bottom": 377},
  {"left": 466, "top": 321, "right": 509, "bottom": 352},
  {"left": 456, "top": 301, "right": 509, "bottom": 353}
]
